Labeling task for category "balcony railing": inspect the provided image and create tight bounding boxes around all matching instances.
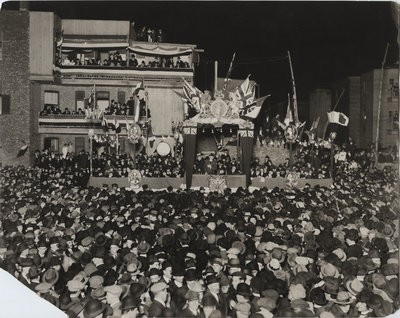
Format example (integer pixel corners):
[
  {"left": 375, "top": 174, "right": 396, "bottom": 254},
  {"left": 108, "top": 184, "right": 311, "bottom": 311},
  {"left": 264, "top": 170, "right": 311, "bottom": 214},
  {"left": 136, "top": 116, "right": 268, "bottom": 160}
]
[{"left": 38, "top": 114, "right": 148, "bottom": 134}]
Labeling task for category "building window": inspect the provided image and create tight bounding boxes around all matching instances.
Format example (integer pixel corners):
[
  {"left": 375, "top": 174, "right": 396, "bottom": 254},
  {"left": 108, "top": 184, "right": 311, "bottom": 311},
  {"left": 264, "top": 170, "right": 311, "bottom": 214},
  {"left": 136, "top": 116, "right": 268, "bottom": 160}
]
[
  {"left": 75, "top": 91, "right": 85, "bottom": 111},
  {"left": 75, "top": 137, "right": 86, "bottom": 153},
  {"left": 96, "top": 91, "right": 109, "bottom": 112},
  {"left": 0, "top": 95, "right": 10, "bottom": 114},
  {"left": 43, "top": 137, "right": 59, "bottom": 153},
  {"left": 117, "top": 91, "right": 126, "bottom": 105},
  {"left": 44, "top": 91, "right": 59, "bottom": 107}
]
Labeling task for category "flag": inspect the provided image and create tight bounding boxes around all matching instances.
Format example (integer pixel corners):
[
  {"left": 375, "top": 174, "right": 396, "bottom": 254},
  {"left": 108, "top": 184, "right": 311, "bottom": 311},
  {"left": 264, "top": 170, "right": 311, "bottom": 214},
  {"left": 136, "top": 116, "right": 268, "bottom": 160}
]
[
  {"left": 133, "top": 79, "right": 145, "bottom": 96},
  {"left": 234, "top": 75, "right": 256, "bottom": 108},
  {"left": 56, "top": 29, "right": 64, "bottom": 47},
  {"left": 17, "top": 145, "right": 28, "bottom": 158},
  {"left": 223, "top": 53, "right": 236, "bottom": 90},
  {"left": 240, "top": 95, "right": 270, "bottom": 120},
  {"left": 101, "top": 116, "right": 108, "bottom": 131},
  {"left": 113, "top": 117, "right": 121, "bottom": 134},
  {"left": 87, "top": 84, "right": 96, "bottom": 105},
  {"left": 311, "top": 116, "right": 320, "bottom": 131},
  {"left": 327, "top": 111, "right": 349, "bottom": 126},
  {"left": 181, "top": 78, "right": 202, "bottom": 112},
  {"left": 284, "top": 94, "right": 293, "bottom": 126}
]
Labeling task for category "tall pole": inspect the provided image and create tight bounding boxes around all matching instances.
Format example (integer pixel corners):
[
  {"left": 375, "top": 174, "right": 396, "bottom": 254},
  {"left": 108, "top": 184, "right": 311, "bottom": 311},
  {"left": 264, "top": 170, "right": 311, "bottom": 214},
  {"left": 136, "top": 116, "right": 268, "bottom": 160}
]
[
  {"left": 375, "top": 43, "right": 390, "bottom": 165},
  {"left": 330, "top": 140, "right": 334, "bottom": 179},
  {"left": 288, "top": 51, "right": 298, "bottom": 122},
  {"left": 89, "top": 136, "right": 93, "bottom": 176},
  {"left": 214, "top": 61, "right": 218, "bottom": 93}
]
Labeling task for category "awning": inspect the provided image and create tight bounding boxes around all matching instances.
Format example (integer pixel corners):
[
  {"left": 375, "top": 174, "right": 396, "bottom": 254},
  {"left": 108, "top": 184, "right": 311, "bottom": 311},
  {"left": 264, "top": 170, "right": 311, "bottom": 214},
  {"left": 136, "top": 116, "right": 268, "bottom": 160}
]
[
  {"left": 61, "top": 42, "right": 129, "bottom": 49},
  {"left": 128, "top": 45, "right": 193, "bottom": 57}
]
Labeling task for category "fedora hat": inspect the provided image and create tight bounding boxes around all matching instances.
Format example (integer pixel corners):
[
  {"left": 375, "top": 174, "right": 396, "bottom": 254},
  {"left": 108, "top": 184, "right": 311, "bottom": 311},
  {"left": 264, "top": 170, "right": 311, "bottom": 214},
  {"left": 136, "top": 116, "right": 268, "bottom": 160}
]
[
  {"left": 320, "top": 263, "right": 339, "bottom": 278},
  {"left": 121, "top": 295, "right": 140, "bottom": 312},
  {"left": 236, "top": 283, "right": 253, "bottom": 298},
  {"left": 137, "top": 241, "right": 150, "bottom": 254},
  {"left": 83, "top": 299, "right": 107, "bottom": 318},
  {"left": 346, "top": 278, "right": 364, "bottom": 296},
  {"left": 334, "top": 291, "right": 353, "bottom": 305}
]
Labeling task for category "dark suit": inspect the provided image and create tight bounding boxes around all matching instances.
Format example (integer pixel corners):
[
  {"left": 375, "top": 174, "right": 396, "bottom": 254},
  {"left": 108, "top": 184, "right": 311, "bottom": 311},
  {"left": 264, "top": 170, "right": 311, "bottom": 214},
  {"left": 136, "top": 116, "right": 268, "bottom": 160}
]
[
  {"left": 203, "top": 290, "right": 228, "bottom": 317},
  {"left": 148, "top": 300, "right": 168, "bottom": 318}
]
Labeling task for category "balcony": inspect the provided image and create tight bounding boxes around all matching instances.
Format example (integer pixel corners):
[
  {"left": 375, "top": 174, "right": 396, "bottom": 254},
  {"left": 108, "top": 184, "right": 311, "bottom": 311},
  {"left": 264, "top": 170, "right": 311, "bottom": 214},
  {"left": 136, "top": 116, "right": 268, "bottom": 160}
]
[{"left": 38, "top": 114, "right": 148, "bottom": 135}]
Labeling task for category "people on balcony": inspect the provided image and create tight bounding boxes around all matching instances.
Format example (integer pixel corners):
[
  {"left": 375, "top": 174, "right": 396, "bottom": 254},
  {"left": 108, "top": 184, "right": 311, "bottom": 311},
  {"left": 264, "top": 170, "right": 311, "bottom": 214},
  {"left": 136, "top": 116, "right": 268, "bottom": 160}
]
[{"left": 58, "top": 51, "right": 191, "bottom": 69}]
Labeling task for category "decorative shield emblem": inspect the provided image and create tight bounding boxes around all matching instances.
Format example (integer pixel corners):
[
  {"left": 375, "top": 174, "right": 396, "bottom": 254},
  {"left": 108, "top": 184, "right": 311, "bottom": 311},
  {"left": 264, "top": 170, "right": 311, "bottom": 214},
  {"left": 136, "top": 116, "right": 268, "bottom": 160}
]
[
  {"left": 128, "top": 169, "right": 142, "bottom": 189},
  {"left": 209, "top": 175, "right": 227, "bottom": 194},
  {"left": 284, "top": 125, "right": 298, "bottom": 143},
  {"left": 156, "top": 142, "right": 171, "bottom": 157},
  {"left": 210, "top": 99, "right": 228, "bottom": 119},
  {"left": 128, "top": 123, "right": 141, "bottom": 144},
  {"left": 286, "top": 170, "right": 299, "bottom": 188}
]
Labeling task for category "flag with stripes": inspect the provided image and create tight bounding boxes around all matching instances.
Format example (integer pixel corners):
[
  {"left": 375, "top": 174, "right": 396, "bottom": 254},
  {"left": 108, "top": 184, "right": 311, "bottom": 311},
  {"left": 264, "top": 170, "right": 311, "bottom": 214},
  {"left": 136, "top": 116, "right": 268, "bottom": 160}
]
[
  {"left": 182, "top": 78, "right": 202, "bottom": 112},
  {"left": 239, "top": 95, "right": 270, "bottom": 120},
  {"left": 234, "top": 75, "right": 256, "bottom": 108}
]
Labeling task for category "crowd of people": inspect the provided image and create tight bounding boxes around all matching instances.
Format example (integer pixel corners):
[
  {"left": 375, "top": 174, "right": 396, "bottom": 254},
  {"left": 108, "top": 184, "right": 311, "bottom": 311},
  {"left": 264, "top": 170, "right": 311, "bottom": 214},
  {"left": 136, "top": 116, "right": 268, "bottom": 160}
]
[
  {"left": 40, "top": 105, "right": 86, "bottom": 116},
  {"left": 59, "top": 52, "right": 190, "bottom": 69},
  {"left": 0, "top": 157, "right": 398, "bottom": 317},
  {"left": 32, "top": 134, "right": 395, "bottom": 181},
  {"left": 92, "top": 150, "right": 184, "bottom": 179}
]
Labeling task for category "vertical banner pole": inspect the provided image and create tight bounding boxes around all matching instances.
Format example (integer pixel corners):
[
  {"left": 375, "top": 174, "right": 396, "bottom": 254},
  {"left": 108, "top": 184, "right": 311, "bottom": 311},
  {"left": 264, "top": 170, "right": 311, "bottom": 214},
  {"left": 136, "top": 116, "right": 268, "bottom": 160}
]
[{"left": 375, "top": 43, "right": 390, "bottom": 165}]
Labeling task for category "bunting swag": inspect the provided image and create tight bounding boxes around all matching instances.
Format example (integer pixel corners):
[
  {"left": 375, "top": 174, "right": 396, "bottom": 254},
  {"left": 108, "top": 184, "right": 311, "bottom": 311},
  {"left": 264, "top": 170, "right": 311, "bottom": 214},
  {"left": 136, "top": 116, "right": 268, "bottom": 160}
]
[
  {"left": 239, "top": 129, "right": 254, "bottom": 187},
  {"left": 183, "top": 127, "right": 197, "bottom": 189}
]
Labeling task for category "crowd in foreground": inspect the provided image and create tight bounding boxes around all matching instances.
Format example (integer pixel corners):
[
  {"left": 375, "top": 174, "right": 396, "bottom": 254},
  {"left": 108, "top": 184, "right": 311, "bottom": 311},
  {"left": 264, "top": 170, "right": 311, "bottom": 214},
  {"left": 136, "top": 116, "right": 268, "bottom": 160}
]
[
  {"left": 0, "top": 159, "right": 399, "bottom": 318},
  {"left": 33, "top": 136, "right": 392, "bottom": 180}
]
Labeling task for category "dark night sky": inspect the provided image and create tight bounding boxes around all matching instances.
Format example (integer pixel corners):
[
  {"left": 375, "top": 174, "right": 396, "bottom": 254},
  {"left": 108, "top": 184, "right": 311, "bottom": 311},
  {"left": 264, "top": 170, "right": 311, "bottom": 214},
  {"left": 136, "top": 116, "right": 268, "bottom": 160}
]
[{"left": 2, "top": 1, "right": 399, "bottom": 102}]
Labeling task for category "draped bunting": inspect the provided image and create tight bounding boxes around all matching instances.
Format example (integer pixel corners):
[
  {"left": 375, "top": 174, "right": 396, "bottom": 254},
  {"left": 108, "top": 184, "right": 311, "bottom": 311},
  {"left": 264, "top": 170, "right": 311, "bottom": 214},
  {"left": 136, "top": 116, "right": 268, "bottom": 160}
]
[
  {"left": 239, "top": 129, "right": 253, "bottom": 187},
  {"left": 128, "top": 45, "right": 193, "bottom": 57},
  {"left": 183, "top": 129, "right": 197, "bottom": 189}
]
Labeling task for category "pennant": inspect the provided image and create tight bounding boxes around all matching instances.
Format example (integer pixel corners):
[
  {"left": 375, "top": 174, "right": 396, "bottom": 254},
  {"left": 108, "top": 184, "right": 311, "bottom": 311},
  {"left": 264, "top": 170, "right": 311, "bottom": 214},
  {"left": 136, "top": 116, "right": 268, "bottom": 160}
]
[
  {"left": 327, "top": 111, "right": 349, "bottom": 126},
  {"left": 223, "top": 52, "right": 236, "bottom": 90},
  {"left": 239, "top": 95, "right": 270, "bottom": 120},
  {"left": 17, "top": 145, "right": 28, "bottom": 158}
]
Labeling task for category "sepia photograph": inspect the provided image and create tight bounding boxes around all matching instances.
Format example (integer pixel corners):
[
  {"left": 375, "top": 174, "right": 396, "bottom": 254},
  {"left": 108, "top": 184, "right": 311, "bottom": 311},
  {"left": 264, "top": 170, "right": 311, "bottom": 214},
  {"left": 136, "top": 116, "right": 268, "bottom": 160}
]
[{"left": 0, "top": 1, "right": 399, "bottom": 317}]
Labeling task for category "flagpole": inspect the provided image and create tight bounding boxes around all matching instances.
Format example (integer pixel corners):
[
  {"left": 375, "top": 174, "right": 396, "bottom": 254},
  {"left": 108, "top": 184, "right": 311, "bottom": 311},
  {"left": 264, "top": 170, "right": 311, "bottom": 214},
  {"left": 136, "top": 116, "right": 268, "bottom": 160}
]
[
  {"left": 89, "top": 136, "right": 93, "bottom": 176},
  {"left": 288, "top": 51, "right": 298, "bottom": 122},
  {"left": 214, "top": 61, "right": 218, "bottom": 93},
  {"left": 375, "top": 43, "right": 390, "bottom": 166},
  {"left": 93, "top": 83, "right": 96, "bottom": 109}
]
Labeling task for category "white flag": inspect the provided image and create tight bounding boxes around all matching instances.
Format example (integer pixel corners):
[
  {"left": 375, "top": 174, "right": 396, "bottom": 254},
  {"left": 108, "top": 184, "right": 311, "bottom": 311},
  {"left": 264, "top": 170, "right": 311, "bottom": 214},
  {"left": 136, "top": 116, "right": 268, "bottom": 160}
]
[{"left": 327, "top": 111, "right": 349, "bottom": 126}]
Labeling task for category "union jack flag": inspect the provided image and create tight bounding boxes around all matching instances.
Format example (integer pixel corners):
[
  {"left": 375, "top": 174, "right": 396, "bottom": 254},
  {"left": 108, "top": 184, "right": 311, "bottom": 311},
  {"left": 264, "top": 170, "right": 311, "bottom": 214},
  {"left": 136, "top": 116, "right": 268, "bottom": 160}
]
[
  {"left": 234, "top": 75, "right": 255, "bottom": 108},
  {"left": 182, "top": 78, "right": 202, "bottom": 112}
]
